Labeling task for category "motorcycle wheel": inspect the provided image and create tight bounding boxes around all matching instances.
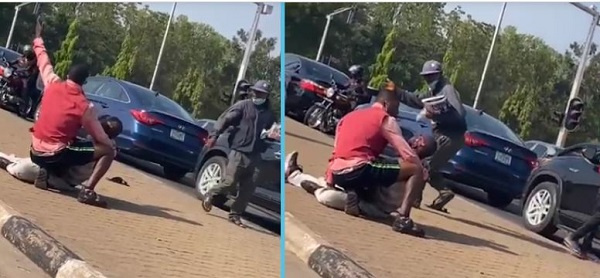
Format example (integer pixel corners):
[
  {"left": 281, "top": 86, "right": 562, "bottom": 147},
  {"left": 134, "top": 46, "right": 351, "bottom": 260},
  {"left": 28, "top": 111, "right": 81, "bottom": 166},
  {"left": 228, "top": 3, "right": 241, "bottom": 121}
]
[
  {"left": 318, "top": 108, "right": 336, "bottom": 134},
  {"left": 304, "top": 104, "right": 325, "bottom": 129},
  {"left": 17, "top": 98, "right": 32, "bottom": 119}
]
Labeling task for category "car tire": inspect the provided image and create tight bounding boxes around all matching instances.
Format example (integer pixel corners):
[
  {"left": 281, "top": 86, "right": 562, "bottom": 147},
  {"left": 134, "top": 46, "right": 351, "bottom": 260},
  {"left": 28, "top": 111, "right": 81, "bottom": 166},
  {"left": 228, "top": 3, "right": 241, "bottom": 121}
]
[
  {"left": 486, "top": 190, "right": 513, "bottom": 208},
  {"left": 162, "top": 165, "right": 187, "bottom": 181},
  {"left": 195, "top": 156, "right": 228, "bottom": 207},
  {"left": 522, "top": 181, "right": 559, "bottom": 237}
]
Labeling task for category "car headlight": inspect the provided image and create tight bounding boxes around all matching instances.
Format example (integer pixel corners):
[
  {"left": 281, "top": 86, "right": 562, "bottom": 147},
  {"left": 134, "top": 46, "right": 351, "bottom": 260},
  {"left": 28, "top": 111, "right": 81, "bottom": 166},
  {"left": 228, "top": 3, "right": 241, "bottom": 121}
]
[
  {"left": 2, "top": 67, "right": 12, "bottom": 78},
  {"left": 325, "top": 87, "right": 335, "bottom": 98}
]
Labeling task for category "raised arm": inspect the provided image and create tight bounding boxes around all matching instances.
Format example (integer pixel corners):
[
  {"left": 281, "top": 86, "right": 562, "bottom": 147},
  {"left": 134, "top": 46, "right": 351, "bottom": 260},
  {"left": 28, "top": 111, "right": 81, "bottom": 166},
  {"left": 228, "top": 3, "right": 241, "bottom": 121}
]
[
  {"left": 32, "top": 38, "right": 61, "bottom": 86},
  {"left": 212, "top": 104, "right": 243, "bottom": 137}
]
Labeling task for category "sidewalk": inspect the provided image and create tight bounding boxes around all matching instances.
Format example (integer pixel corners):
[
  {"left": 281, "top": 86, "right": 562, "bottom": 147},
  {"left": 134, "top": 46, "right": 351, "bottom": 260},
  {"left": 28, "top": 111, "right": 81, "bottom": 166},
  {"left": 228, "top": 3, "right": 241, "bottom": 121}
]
[
  {"left": 285, "top": 118, "right": 598, "bottom": 278},
  {"left": 0, "top": 111, "right": 279, "bottom": 278}
]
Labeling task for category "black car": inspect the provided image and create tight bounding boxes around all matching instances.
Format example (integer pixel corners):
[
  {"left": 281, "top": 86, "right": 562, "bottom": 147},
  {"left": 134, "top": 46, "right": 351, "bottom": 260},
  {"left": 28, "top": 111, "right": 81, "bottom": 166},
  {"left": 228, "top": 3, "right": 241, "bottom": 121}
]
[
  {"left": 284, "top": 53, "right": 350, "bottom": 118},
  {"left": 193, "top": 119, "right": 281, "bottom": 218},
  {"left": 521, "top": 143, "right": 600, "bottom": 237},
  {"left": 524, "top": 140, "right": 563, "bottom": 158}
]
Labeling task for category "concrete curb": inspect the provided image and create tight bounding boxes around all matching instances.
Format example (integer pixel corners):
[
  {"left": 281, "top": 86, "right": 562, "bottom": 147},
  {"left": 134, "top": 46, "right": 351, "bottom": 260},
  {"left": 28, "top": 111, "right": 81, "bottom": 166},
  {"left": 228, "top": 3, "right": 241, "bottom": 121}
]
[
  {"left": 285, "top": 212, "right": 376, "bottom": 278},
  {"left": 0, "top": 200, "right": 107, "bottom": 278}
]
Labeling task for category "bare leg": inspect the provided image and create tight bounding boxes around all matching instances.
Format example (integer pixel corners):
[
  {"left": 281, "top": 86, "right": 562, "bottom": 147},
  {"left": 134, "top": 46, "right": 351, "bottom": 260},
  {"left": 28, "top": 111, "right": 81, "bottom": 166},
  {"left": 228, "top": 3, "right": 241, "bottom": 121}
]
[{"left": 85, "top": 145, "right": 115, "bottom": 191}]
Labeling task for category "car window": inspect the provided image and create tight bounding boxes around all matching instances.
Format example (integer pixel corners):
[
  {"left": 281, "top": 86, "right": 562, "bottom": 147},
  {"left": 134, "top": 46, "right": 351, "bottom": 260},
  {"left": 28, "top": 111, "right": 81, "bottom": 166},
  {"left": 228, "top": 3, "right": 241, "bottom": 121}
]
[
  {"left": 524, "top": 142, "right": 535, "bottom": 149},
  {"left": 466, "top": 111, "right": 522, "bottom": 143},
  {"left": 125, "top": 82, "right": 194, "bottom": 122},
  {"left": 300, "top": 59, "right": 349, "bottom": 85},
  {"left": 94, "top": 81, "right": 130, "bottom": 102},
  {"left": 82, "top": 78, "right": 104, "bottom": 95},
  {"left": 531, "top": 144, "right": 547, "bottom": 157}
]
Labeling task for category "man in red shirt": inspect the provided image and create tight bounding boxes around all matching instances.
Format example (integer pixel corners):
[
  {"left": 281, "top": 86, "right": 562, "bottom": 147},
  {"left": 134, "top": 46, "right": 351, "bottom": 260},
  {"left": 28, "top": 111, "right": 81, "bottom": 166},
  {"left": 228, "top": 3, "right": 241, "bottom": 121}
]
[
  {"left": 29, "top": 20, "right": 115, "bottom": 207},
  {"left": 325, "top": 82, "right": 429, "bottom": 237}
]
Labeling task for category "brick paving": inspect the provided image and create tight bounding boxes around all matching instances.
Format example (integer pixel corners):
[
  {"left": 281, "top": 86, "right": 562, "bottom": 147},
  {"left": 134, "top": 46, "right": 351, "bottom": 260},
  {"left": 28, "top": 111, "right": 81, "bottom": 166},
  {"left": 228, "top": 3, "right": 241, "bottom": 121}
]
[
  {"left": 0, "top": 111, "right": 279, "bottom": 278},
  {"left": 285, "top": 117, "right": 598, "bottom": 278}
]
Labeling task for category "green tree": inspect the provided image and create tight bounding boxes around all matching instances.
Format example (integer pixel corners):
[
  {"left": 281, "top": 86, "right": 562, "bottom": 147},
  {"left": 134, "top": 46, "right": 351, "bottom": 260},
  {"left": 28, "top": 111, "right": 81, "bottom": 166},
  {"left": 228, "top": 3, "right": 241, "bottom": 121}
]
[
  {"left": 103, "top": 31, "right": 137, "bottom": 80},
  {"left": 369, "top": 28, "right": 397, "bottom": 88},
  {"left": 53, "top": 18, "right": 80, "bottom": 78}
]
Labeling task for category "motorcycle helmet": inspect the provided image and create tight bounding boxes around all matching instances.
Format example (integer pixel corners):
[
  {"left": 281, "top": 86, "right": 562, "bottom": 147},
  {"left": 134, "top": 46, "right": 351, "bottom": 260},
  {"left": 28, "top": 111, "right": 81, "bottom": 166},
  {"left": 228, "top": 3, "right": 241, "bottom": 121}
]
[
  {"left": 21, "top": 45, "right": 35, "bottom": 60},
  {"left": 348, "top": 65, "right": 364, "bottom": 80}
]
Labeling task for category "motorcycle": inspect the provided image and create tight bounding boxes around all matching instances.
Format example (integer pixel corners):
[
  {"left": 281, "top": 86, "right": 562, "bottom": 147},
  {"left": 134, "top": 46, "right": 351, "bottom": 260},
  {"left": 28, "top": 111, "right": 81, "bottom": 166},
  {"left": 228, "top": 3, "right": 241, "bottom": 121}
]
[
  {"left": 303, "top": 76, "right": 358, "bottom": 134},
  {"left": 0, "top": 52, "right": 39, "bottom": 119}
]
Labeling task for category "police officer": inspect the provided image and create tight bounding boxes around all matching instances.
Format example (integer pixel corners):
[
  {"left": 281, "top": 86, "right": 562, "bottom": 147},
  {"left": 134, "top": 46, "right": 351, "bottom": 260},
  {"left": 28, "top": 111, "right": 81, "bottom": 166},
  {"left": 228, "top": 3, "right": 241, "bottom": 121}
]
[
  {"left": 397, "top": 60, "right": 467, "bottom": 212},
  {"left": 346, "top": 65, "right": 372, "bottom": 106},
  {"left": 202, "top": 80, "right": 277, "bottom": 228}
]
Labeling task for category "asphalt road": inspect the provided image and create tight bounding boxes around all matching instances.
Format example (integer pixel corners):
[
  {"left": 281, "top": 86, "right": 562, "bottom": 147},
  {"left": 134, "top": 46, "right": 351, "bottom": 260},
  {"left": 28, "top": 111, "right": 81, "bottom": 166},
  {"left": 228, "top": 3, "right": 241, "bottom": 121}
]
[{"left": 0, "top": 237, "right": 47, "bottom": 278}]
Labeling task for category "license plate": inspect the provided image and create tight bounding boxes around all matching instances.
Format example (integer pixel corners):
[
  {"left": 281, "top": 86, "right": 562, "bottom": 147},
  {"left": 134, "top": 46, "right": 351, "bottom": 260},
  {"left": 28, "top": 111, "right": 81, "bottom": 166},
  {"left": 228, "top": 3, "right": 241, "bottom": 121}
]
[
  {"left": 170, "top": 129, "right": 185, "bottom": 142},
  {"left": 494, "top": 151, "right": 512, "bottom": 166}
]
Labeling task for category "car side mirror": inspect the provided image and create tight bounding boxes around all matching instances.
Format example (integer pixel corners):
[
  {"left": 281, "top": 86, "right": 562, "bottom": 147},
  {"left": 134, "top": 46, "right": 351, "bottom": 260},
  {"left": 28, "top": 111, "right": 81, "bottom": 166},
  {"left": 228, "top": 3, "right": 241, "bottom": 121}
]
[{"left": 582, "top": 146, "right": 596, "bottom": 161}]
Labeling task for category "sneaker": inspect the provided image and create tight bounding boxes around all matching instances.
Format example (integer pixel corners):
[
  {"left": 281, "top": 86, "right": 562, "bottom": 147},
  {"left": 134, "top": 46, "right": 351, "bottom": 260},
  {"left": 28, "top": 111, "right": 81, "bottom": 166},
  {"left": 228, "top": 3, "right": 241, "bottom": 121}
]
[
  {"left": 564, "top": 236, "right": 586, "bottom": 259},
  {"left": 77, "top": 188, "right": 108, "bottom": 208},
  {"left": 202, "top": 193, "right": 213, "bottom": 212},
  {"left": 344, "top": 190, "right": 360, "bottom": 217},
  {"left": 300, "top": 180, "right": 320, "bottom": 195},
  {"left": 284, "top": 151, "right": 302, "bottom": 179},
  {"left": 228, "top": 214, "right": 247, "bottom": 228},
  {"left": 392, "top": 215, "right": 425, "bottom": 237},
  {"left": 0, "top": 157, "right": 11, "bottom": 170},
  {"left": 34, "top": 168, "right": 49, "bottom": 190},
  {"left": 428, "top": 190, "right": 455, "bottom": 212}
]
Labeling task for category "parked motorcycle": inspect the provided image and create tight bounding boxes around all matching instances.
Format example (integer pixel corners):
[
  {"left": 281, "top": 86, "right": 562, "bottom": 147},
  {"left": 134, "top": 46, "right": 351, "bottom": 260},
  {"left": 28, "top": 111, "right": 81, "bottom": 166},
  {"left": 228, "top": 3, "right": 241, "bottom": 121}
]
[
  {"left": 303, "top": 76, "right": 358, "bottom": 134},
  {"left": 0, "top": 52, "right": 39, "bottom": 119}
]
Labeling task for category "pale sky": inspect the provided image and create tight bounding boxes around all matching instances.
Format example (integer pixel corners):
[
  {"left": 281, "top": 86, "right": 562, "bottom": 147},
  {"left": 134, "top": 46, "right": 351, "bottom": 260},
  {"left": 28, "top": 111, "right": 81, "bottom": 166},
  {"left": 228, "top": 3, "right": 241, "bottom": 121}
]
[{"left": 144, "top": 2, "right": 281, "bottom": 54}]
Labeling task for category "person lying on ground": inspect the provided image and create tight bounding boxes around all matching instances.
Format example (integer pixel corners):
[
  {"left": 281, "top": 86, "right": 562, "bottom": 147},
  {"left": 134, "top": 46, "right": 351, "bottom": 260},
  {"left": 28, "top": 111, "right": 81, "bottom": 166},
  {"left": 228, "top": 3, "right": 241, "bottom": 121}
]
[
  {"left": 29, "top": 20, "right": 116, "bottom": 207},
  {"left": 285, "top": 134, "right": 436, "bottom": 219},
  {"left": 0, "top": 116, "right": 123, "bottom": 190},
  {"left": 322, "top": 83, "right": 429, "bottom": 237}
]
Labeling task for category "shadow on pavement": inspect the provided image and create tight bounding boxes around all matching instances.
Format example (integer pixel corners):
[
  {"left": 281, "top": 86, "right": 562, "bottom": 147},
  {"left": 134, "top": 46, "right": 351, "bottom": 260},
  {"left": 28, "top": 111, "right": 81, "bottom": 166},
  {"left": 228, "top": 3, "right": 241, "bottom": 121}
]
[
  {"left": 206, "top": 213, "right": 277, "bottom": 237},
  {"left": 285, "top": 131, "right": 333, "bottom": 148},
  {"left": 101, "top": 196, "right": 203, "bottom": 226}
]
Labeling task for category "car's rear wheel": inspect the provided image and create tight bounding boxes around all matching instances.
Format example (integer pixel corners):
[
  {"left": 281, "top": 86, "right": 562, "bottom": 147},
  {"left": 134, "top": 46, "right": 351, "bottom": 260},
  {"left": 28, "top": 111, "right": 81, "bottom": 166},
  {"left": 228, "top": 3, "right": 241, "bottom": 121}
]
[
  {"left": 522, "top": 182, "right": 559, "bottom": 237},
  {"left": 162, "top": 165, "right": 187, "bottom": 181},
  {"left": 486, "top": 190, "right": 513, "bottom": 208},
  {"left": 195, "top": 156, "right": 228, "bottom": 206}
]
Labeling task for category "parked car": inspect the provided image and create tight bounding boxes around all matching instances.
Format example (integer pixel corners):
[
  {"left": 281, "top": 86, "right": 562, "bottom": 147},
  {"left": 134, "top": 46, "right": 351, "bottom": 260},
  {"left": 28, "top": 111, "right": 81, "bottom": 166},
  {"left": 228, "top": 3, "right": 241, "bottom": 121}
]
[
  {"left": 285, "top": 53, "right": 350, "bottom": 119},
  {"left": 193, "top": 119, "right": 281, "bottom": 218},
  {"left": 37, "top": 75, "right": 208, "bottom": 180},
  {"left": 521, "top": 143, "right": 600, "bottom": 238},
  {"left": 440, "top": 107, "right": 538, "bottom": 208},
  {"left": 524, "top": 140, "right": 562, "bottom": 158}
]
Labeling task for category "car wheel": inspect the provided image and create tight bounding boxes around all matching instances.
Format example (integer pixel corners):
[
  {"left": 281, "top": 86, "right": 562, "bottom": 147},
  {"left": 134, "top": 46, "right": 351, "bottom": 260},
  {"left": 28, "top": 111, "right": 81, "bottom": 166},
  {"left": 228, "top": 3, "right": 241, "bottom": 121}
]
[
  {"left": 195, "top": 156, "right": 228, "bottom": 206},
  {"left": 522, "top": 181, "right": 559, "bottom": 237},
  {"left": 486, "top": 190, "right": 513, "bottom": 208},
  {"left": 162, "top": 165, "right": 187, "bottom": 181}
]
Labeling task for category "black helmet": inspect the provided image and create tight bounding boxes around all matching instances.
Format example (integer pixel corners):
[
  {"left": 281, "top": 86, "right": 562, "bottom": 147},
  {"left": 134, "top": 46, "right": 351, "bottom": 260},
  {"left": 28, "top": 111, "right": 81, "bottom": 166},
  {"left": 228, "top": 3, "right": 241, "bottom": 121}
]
[
  {"left": 21, "top": 44, "right": 35, "bottom": 60},
  {"left": 348, "top": 65, "right": 364, "bottom": 79}
]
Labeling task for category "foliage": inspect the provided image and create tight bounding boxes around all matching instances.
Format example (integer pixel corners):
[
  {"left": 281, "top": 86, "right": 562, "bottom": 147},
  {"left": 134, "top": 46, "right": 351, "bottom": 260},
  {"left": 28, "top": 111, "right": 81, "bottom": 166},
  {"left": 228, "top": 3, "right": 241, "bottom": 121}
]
[{"left": 53, "top": 18, "right": 79, "bottom": 78}]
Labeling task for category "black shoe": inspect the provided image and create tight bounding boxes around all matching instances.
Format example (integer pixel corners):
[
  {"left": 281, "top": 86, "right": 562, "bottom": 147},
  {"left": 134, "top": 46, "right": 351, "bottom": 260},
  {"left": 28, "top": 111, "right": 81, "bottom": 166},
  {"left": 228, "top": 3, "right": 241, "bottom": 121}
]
[
  {"left": 564, "top": 236, "right": 586, "bottom": 259},
  {"left": 202, "top": 194, "right": 213, "bottom": 212},
  {"left": 300, "top": 180, "right": 320, "bottom": 195},
  {"left": 34, "top": 168, "right": 48, "bottom": 190},
  {"left": 284, "top": 151, "right": 303, "bottom": 179},
  {"left": 0, "top": 157, "right": 11, "bottom": 170},
  {"left": 344, "top": 190, "right": 360, "bottom": 217},
  {"left": 428, "top": 190, "right": 455, "bottom": 212},
  {"left": 228, "top": 214, "right": 247, "bottom": 228},
  {"left": 77, "top": 188, "right": 108, "bottom": 208},
  {"left": 392, "top": 216, "right": 425, "bottom": 237}
]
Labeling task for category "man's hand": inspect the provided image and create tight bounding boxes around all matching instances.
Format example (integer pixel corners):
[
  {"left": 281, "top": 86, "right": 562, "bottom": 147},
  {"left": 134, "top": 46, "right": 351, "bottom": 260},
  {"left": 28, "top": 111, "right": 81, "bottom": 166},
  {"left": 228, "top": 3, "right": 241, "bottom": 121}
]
[{"left": 35, "top": 17, "right": 43, "bottom": 38}]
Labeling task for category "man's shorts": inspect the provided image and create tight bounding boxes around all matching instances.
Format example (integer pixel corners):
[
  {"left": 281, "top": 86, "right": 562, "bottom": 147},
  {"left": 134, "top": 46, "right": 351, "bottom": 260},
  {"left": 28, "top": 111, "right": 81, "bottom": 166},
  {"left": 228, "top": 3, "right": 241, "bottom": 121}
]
[
  {"left": 331, "top": 161, "right": 400, "bottom": 198},
  {"left": 30, "top": 140, "right": 95, "bottom": 172}
]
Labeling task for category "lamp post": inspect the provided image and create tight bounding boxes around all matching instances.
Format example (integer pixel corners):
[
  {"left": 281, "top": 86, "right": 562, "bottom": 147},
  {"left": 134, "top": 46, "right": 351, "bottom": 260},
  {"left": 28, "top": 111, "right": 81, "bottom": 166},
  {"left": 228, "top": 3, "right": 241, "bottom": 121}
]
[
  {"left": 5, "top": 2, "right": 34, "bottom": 48},
  {"left": 315, "top": 6, "right": 354, "bottom": 62},
  {"left": 230, "top": 2, "right": 273, "bottom": 105},
  {"left": 149, "top": 2, "right": 177, "bottom": 91}
]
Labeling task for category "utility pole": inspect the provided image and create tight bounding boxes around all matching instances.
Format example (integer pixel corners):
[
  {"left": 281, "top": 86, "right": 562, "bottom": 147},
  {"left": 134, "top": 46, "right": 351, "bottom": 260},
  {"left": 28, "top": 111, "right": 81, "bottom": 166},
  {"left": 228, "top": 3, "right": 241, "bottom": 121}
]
[
  {"left": 315, "top": 6, "right": 354, "bottom": 62},
  {"left": 5, "top": 3, "right": 34, "bottom": 48},
  {"left": 149, "top": 2, "right": 177, "bottom": 91},
  {"left": 230, "top": 2, "right": 273, "bottom": 105},
  {"left": 472, "top": 2, "right": 507, "bottom": 109},
  {"left": 555, "top": 4, "right": 599, "bottom": 147}
]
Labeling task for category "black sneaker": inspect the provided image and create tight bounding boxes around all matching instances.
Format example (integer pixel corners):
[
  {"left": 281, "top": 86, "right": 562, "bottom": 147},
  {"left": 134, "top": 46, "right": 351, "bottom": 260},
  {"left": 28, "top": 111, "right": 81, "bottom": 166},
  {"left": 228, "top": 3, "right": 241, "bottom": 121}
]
[
  {"left": 428, "top": 190, "right": 455, "bottom": 212},
  {"left": 228, "top": 214, "right": 247, "bottom": 228},
  {"left": 344, "top": 190, "right": 360, "bottom": 217},
  {"left": 284, "top": 151, "right": 302, "bottom": 179},
  {"left": 202, "top": 193, "right": 213, "bottom": 212},
  {"left": 77, "top": 188, "right": 108, "bottom": 208},
  {"left": 0, "top": 157, "right": 11, "bottom": 170},
  {"left": 300, "top": 180, "right": 320, "bottom": 195},
  {"left": 392, "top": 216, "right": 425, "bottom": 237},
  {"left": 34, "top": 168, "right": 49, "bottom": 190},
  {"left": 564, "top": 236, "right": 586, "bottom": 259}
]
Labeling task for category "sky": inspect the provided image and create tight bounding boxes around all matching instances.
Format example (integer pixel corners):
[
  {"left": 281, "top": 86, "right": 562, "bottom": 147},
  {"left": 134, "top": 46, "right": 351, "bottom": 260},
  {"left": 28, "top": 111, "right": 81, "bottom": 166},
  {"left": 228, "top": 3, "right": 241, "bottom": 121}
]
[
  {"left": 446, "top": 2, "right": 600, "bottom": 53},
  {"left": 144, "top": 2, "right": 281, "bottom": 54}
]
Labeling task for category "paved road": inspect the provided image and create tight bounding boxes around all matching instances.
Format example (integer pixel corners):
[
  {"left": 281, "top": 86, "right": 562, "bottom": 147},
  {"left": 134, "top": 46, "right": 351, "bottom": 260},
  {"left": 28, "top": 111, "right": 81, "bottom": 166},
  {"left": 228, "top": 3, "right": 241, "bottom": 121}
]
[
  {"left": 0, "top": 237, "right": 47, "bottom": 278},
  {"left": 285, "top": 251, "right": 320, "bottom": 278}
]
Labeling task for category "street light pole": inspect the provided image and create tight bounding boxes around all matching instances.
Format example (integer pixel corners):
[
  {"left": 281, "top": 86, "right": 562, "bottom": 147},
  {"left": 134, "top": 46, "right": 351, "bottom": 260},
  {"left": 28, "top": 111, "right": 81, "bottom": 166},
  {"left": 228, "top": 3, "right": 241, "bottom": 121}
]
[
  {"left": 6, "top": 3, "right": 33, "bottom": 48},
  {"left": 231, "top": 2, "right": 272, "bottom": 105},
  {"left": 149, "top": 2, "right": 177, "bottom": 91},
  {"left": 472, "top": 2, "right": 507, "bottom": 109},
  {"left": 315, "top": 6, "right": 354, "bottom": 62},
  {"left": 555, "top": 4, "right": 599, "bottom": 147}
]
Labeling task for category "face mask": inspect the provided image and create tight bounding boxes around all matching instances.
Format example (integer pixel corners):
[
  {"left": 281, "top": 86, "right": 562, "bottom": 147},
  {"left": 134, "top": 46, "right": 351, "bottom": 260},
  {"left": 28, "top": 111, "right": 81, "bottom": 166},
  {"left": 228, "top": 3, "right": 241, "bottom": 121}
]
[{"left": 252, "top": 98, "right": 266, "bottom": 105}]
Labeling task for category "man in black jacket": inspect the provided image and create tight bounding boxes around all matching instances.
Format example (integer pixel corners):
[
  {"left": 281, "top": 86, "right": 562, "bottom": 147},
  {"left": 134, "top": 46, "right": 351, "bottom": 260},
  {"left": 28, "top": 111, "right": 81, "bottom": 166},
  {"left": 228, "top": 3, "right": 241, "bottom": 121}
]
[
  {"left": 201, "top": 80, "right": 276, "bottom": 228},
  {"left": 395, "top": 60, "right": 467, "bottom": 212}
]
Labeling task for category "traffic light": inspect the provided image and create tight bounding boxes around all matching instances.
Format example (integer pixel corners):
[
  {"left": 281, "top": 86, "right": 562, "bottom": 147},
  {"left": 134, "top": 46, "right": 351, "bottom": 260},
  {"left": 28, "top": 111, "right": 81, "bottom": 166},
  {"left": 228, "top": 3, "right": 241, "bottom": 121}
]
[{"left": 564, "top": 97, "right": 584, "bottom": 131}]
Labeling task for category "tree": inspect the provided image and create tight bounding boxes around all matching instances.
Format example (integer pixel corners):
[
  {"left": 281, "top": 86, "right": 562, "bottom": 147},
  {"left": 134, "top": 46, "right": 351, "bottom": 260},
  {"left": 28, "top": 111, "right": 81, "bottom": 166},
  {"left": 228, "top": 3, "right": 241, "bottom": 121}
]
[
  {"left": 53, "top": 18, "right": 80, "bottom": 78},
  {"left": 369, "top": 28, "right": 397, "bottom": 88},
  {"left": 103, "top": 31, "right": 137, "bottom": 80}
]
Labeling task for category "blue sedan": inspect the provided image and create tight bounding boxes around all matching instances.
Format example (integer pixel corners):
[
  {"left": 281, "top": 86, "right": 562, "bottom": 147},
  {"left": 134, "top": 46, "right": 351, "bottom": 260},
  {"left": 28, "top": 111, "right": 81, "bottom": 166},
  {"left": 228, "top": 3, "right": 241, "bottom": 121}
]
[{"left": 37, "top": 76, "right": 208, "bottom": 180}]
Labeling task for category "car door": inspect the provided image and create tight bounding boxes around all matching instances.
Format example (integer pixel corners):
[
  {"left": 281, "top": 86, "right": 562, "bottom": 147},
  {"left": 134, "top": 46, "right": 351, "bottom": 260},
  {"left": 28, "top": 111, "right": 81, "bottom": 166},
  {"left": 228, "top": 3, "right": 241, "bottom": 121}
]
[
  {"left": 556, "top": 145, "right": 600, "bottom": 226},
  {"left": 83, "top": 79, "right": 132, "bottom": 144}
]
